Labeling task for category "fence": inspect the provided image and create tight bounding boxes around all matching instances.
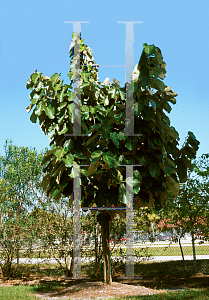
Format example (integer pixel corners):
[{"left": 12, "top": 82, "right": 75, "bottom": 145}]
[{"left": 0, "top": 227, "right": 209, "bottom": 277}]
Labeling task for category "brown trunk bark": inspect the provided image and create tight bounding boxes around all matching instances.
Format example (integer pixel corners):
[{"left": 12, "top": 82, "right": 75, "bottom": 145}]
[
  {"left": 66, "top": 254, "right": 73, "bottom": 277},
  {"left": 191, "top": 231, "right": 197, "bottom": 274},
  {"left": 179, "top": 238, "right": 188, "bottom": 277},
  {"left": 101, "top": 220, "right": 112, "bottom": 284}
]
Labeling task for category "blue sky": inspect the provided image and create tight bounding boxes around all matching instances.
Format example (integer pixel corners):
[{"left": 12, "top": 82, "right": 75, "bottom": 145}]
[{"left": 1, "top": 0, "right": 209, "bottom": 160}]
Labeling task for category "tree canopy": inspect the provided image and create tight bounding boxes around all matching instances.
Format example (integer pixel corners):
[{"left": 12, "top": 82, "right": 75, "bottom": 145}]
[{"left": 26, "top": 32, "right": 200, "bottom": 214}]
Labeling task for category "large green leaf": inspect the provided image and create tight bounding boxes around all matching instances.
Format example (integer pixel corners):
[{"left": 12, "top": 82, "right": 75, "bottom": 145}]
[
  {"left": 134, "top": 169, "right": 142, "bottom": 181},
  {"left": 60, "top": 170, "right": 70, "bottom": 188},
  {"left": 118, "top": 132, "right": 126, "bottom": 141},
  {"left": 63, "top": 153, "right": 74, "bottom": 167},
  {"left": 57, "top": 108, "right": 66, "bottom": 124},
  {"left": 143, "top": 43, "right": 155, "bottom": 56},
  {"left": 149, "top": 99, "right": 157, "bottom": 111},
  {"left": 81, "top": 71, "right": 91, "bottom": 82},
  {"left": 148, "top": 139, "right": 158, "bottom": 150},
  {"left": 35, "top": 81, "right": 43, "bottom": 92},
  {"left": 30, "top": 109, "right": 38, "bottom": 123},
  {"left": 81, "top": 105, "right": 89, "bottom": 120},
  {"left": 32, "top": 72, "right": 40, "bottom": 85},
  {"left": 52, "top": 185, "right": 60, "bottom": 198},
  {"left": 80, "top": 82, "right": 91, "bottom": 90},
  {"left": 63, "top": 139, "right": 74, "bottom": 151},
  {"left": 47, "top": 124, "right": 57, "bottom": 140},
  {"left": 40, "top": 174, "right": 51, "bottom": 190},
  {"left": 165, "top": 176, "right": 179, "bottom": 196},
  {"left": 55, "top": 148, "right": 67, "bottom": 160},
  {"left": 73, "top": 153, "right": 87, "bottom": 160},
  {"left": 110, "top": 132, "right": 119, "bottom": 147},
  {"left": 91, "top": 150, "right": 103, "bottom": 159},
  {"left": 58, "top": 123, "right": 68, "bottom": 135},
  {"left": 125, "top": 136, "right": 138, "bottom": 151},
  {"left": 161, "top": 100, "right": 172, "bottom": 113},
  {"left": 109, "top": 86, "right": 117, "bottom": 98},
  {"left": 58, "top": 86, "right": 68, "bottom": 102},
  {"left": 26, "top": 103, "right": 34, "bottom": 113},
  {"left": 187, "top": 131, "right": 200, "bottom": 152},
  {"left": 164, "top": 126, "right": 179, "bottom": 140},
  {"left": 103, "top": 151, "right": 117, "bottom": 168},
  {"left": 152, "top": 78, "right": 166, "bottom": 93},
  {"left": 47, "top": 176, "right": 57, "bottom": 196},
  {"left": 148, "top": 162, "right": 161, "bottom": 178},
  {"left": 44, "top": 104, "right": 55, "bottom": 119},
  {"left": 154, "top": 48, "right": 163, "bottom": 65},
  {"left": 50, "top": 73, "right": 60, "bottom": 86},
  {"left": 125, "top": 176, "right": 141, "bottom": 195},
  {"left": 176, "top": 159, "right": 187, "bottom": 183},
  {"left": 182, "top": 145, "right": 197, "bottom": 159},
  {"left": 181, "top": 155, "right": 193, "bottom": 171},
  {"left": 54, "top": 81, "right": 63, "bottom": 92},
  {"left": 119, "top": 89, "right": 126, "bottom": 100},
  {"left": 42, "top": 147, "right": 59, "bottom": 165},
  {"left": 163, "top": 159, "right": 175, "bottom": 176},
  {"left": 111, "top": 111, "right": 124, "bottom": 122},
  {"left": 35, "top": 102, "right": 44, "bottom": 116},
  {"left": 151, "top": 66, "right": 166, "bottom": 80}
]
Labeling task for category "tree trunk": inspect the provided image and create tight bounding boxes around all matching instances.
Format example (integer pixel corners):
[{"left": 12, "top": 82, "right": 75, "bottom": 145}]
[
  {"left": 191, "top": 231, "right": 197, "bottom": 274},
  {"left": 101, "top": 220, "right": 112, "bottom": 284},
  {"left": 179, "top": 238, "right": 188, "bottom": 276},
  {"left": 95, "top": 224, "right": 98, "bottom": 266},
  {"left": 66, "top": 254, "right": 73, "bottom": 277},
  {"left": 16, "top": 247, "right": 19, "bottom": 273}
]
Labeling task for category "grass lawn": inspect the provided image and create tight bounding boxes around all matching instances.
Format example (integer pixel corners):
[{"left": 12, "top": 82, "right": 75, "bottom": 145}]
[
  {"left": 4, "top": 244, "right": 209, "bottom": 259},
  {"left": 111, "top": 245, "right": 209, "bottom": 257}
]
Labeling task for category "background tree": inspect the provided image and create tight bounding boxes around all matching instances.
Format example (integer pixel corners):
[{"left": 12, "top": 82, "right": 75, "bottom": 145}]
[
  {"left": 26, "top": 183, "right": 76, "bottom": 277},
  {"left": 161, "top": 153, "right": 209, "bottom": 273},
  {"left": 0, "top": 140, "right": 48, "bottom": 276},
  {"left": 26, "top": 32, "right": 200, "bottom": 284},
  {"left": 134, "top": 207, "right": 161, "bottom": 241}
]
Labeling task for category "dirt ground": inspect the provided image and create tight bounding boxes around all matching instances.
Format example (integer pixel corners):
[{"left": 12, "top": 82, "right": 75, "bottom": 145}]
[{"left": 0, "top": 271, "right": 209, "bottom": 291}]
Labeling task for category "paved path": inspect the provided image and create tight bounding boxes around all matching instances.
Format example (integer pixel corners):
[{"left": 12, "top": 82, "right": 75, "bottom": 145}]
[{"left": 1, "top": 255, "right": 209, "bottom": 265}]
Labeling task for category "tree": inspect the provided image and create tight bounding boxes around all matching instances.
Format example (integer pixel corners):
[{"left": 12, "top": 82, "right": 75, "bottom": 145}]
[
  {"left": 0, "top": 140, "right": 49, "bottom": 276},
  {"left": 26, "top": 32, "right": 200, "bottom": 284},
  {"left": 134, "top": 207, "right": 161, "bottom": 241},
  {"left": 161, "top": 153, "right": 209, "bottom": 273},
  {"left": 26, "top": 184, "right": 76, "bottom": 277},
  {"left": 0, "top": 140, "right": 79, "bottom": 277}
]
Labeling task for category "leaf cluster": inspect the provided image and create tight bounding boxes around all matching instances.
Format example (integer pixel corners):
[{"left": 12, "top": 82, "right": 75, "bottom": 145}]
[{"left": 161, "top": 153, "right": 209, "bottom": 239}]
